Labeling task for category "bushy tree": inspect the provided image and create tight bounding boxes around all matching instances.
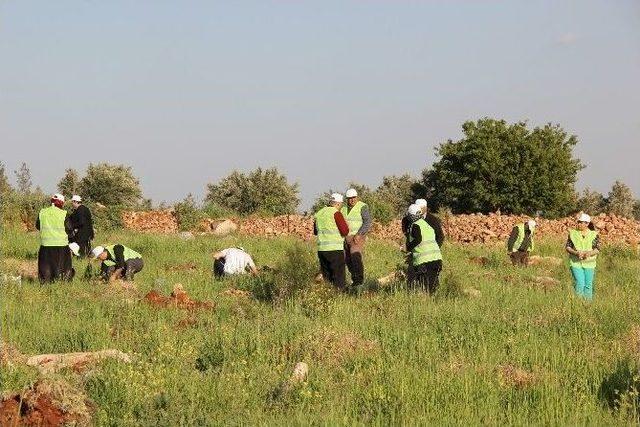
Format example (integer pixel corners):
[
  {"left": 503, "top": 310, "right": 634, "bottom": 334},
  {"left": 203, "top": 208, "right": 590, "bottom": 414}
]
[
  {"left": 205, "top": 167, "right": 299, "bottom": 215},
  {"left": 0, "top": 161, "right": 11, "bottom": 195},
  {"left": 606, "top": 181, "right": 635, "bottom": 218},
  {"left": 79, "top": 163, "right": 143, "bottom": 207},
  {"left": 173, "top": 194, "right": 204, "bottom": 231},
  {"left": 375, "top": 174, "right": 420, "bottom": 215},
  {"left": 575, "top": 188, "right": 606, "bottom": 215},
  {"left": 57, "top": 168, "right": 80, "bottom": 198},
  {"left": 14, "top": 162, "right": 32, "bottom": 194},
  {"left": 423, "top": 118, "right": 583, "bottom": 217}
]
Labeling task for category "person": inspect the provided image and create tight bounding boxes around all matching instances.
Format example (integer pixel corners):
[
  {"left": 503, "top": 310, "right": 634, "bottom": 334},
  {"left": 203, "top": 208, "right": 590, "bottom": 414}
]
[
  {"left": 69, "top": 195, "right": 94, "bottom": 257},
  {"left": 313, "top": 193, "right": 349, "bottom": 289},
  {"left": 341, "top": 188, "right": 372, "bottom": 288},
  {"left": 565, "top": 213, "right": 600, "bottom": 300},
  {"left": 91, "top": 245, "right": 144, "bottom": 281},
  {"left": 405, "top": 203, "right": 444, "bottom": 294},
  {"left": 213, "top": 247, "right": 258, "bottom": 278},
  {"left": 506, "top": 219, "right": 536, "bottom": 266},
  {"left": 401, "top": 198, "right": 428, "bottom": 235},
  {"left": 36, "top": 193, "right": 75, "bottom": 283}
]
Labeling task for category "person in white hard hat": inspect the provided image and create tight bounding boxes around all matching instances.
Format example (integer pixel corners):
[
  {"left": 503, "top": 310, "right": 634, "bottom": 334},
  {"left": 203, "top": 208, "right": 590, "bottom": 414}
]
[
  {"left": 341, "top": 188, "right": 372, "bottom": 288},
  {"left": 313, "top": 193, "right": 350, "bottom": 289},
  {"left": 90, "top": 244, "right": 144, "bottom": 281},
  {"left": 506, "top": 219, "right": 537, "bottom": 266},
  {"left": 405, "top": 203, "right": 444, "bottom": 293},
  {"left": 565, "top": 213, "right": 600, "bottom": 300},
  {"left": 212, "top": 247, "right": 258, "bottom": 278},
  {"left": 35, "top": 193, "right": 74, "bottom": 283},
  {"left": 69, "top": 195, "right": 94, "bottom": 257}
]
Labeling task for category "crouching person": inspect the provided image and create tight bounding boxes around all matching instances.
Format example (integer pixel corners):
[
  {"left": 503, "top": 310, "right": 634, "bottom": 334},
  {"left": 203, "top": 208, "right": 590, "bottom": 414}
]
[
  {"left": 406, "top": 204, "right": 443, "bottom": 294},
  {"left": 213, "top": 247, "right": 258, "bottom": 278},
  {"left": 91, "top": 245, "right": 144, "bottom": 281}
]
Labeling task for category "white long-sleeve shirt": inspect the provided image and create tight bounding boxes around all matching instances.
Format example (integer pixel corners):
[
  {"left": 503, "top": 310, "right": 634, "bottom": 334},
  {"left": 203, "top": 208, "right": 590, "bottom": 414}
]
[{"left": 219, "top": 248, "right": 255, "bottom": 275}]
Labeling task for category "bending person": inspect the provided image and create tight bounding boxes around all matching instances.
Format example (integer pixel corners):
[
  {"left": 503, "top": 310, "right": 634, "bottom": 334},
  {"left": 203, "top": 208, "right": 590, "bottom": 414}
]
[
  {"left": 91, "top": 245, "right": 144, "bottom": 281},
  {"left": 213, "top": 247, "right": 258, "bottom": 278}
]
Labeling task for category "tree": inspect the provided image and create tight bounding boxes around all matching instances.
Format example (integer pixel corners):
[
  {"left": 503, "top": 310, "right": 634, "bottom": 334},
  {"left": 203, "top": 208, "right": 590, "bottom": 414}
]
[
  {"left": 57, "top": 168, "right": 80, "bottom": 198},
  {"left": 423, "top": 118, "right": 583, "bottom": 217},
  {"left": 79, "top": 163, "right": 143, "bottom": 207},
  {"left": 575, "top": 188, "right": 606, "bottom": 215},
  {"left": 14, "top": 162, "right": 32, "bottom": 194},
  {"left": 205, "top": 167, "right": 299, "bottom": 215},
  {"left": 0, "top": 161, "right": 11, "bottom": 195},
  {"left": 605, "top": 181, "right": 635, "bottom": 218},
  {"left": 375, "top": 174, "right": 420, "bottom": 215}
]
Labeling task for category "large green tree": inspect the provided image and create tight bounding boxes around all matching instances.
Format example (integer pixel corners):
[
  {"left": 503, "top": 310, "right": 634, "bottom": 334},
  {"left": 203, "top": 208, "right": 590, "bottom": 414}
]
[
  {"left": 78, "top": 163, "right": 143, "bottom": 207},
  {"left": 205, "top": 167, "right": 299, "bottom": 215},
  {"left": 57, "top": 168, "right": 80, "bottom": 198},
  {"left": 422, "top": 118, "right": 583, "bottom": 217}
]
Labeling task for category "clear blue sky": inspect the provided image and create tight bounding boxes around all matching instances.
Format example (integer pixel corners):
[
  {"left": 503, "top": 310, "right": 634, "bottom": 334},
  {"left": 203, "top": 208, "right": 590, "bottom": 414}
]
[{"left": 1, "top": 1, "right": 638, "bottom": 209}]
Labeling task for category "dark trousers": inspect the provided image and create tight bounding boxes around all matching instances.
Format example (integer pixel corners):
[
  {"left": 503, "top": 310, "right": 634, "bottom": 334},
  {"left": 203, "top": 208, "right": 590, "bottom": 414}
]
[
  {"left": 76, "top": 239, "right": 92, "bottom": 258},
  {"left": 38, "top": 246, "right": 74, "bottom": 284},
  {"left": 101, "top": 258, "right": 144, "bottom": 281},
  {"left": 344, "top": 243, "right": 364, "bottom": 287},
  {"left": 510, "top": 251, "right": 530, "bottom": 266},
  {"left": 410, "top": 260, "right": 442, "bottom": 294},
  {"left": 318, "top": 250, "right": 346, "bottom": 289},
  {"left": 214, "top": 258, "right": 226, "bottom": 278}
]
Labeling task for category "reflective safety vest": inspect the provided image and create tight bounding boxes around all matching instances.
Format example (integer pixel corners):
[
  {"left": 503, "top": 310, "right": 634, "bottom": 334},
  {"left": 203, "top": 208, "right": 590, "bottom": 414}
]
[
  {"left": 568, "top": 229, "right": 598, "bottom": 269},
  {"left": 314, "top": 206, "right": 344, "bottom": 252},
  {"left": 410, "top": 219, "right": 442, "bottom": 266},
  {"left": 510, "top": 223, "right": 535, "bottom": 253},
  {"left": 103, "top": 245, "right": 143, "bottom": 267},
  {"left": 39, "top": 206, "right": 69, "bottom": 247},
  {"left": 341, "top": 201, "right": 367, "bottom": 236}
]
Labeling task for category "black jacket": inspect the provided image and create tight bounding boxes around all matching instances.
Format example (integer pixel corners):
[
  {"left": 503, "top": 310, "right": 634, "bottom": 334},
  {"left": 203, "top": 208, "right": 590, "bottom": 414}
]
[
  {"left": 70, "top": 204, "right": 94, "bottom": 241},
  {"left": 406, "top": 213, "right": 445, "bottom": 252}
]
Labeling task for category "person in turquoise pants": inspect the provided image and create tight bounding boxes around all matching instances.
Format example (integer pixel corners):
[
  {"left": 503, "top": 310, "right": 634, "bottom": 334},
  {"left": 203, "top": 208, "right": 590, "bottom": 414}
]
[{"left": 565, "top": 213, "right": 600, "bottom": 300}]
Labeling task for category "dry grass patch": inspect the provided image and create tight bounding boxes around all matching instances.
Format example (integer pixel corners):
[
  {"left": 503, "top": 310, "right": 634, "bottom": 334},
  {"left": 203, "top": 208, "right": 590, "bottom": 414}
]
[
  {"left": 497, "top": 364, "right": 537, "bottom": 389},
  {"left": 298, "top": 328, "right": 379, "bottom": 367}
]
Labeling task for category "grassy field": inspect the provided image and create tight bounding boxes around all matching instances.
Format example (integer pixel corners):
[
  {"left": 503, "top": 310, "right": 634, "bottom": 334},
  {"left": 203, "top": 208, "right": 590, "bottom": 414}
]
[{"left": 1, "top": 227, "right": 639, "bottom": 425}]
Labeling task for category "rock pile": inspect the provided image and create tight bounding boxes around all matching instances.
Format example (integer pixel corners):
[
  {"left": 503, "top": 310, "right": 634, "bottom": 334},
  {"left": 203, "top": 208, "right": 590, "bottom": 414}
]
[{"left": 122, "top": 210, "right": 178, "bottom": 233}]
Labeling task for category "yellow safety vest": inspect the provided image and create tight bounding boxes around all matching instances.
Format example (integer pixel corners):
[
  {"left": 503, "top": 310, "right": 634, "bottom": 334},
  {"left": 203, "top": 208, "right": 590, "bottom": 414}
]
[
  {"left": 341, "top": 201, "right": 367, "bottom": 236},
  {"left": 314, "top": 207, "right": 344, "bottom": 252},
  {"left": 38, "top": 205, "right": 68, "bottom": 247},
  {"left": 102, "top": 245, "right": 143, "bottom": 267},
  {"left": 510, "top": 223, "right": 535, "bottom": 253},
  {"left": 568, "top": 229, "right": 597, "bottom": 269},
  {"left": 410, "top": 219, "right": 442, "bottom": 266}
]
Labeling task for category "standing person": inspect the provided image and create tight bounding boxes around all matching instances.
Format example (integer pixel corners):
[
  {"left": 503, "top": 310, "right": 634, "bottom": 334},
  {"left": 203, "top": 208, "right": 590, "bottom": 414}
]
[
  {"left": 406, "top": 203, "right": 444, "bottom": 294},
  {"left": 213, "top": 247, "right": 258, "bottom": 278},
  {"left": 314, "top": 193, "right": 349, "bottom": 289},
  {"left": 36, "top": 193, "right": 74, "bottom": 283},
  {"left": 341, "top": 188, "right": 372, "bottom": 288},
  {"left": 90, "top": 244, "right": 144, "bottom": 281},
  {"left": 565, "top": 213, "right": 600, "bottom": 300},
  {"left": 69, "top": 195, "right": 94, "bottom": 257},
  {"left": 506, "top": 219, "right": 536, "bottom": 266}
]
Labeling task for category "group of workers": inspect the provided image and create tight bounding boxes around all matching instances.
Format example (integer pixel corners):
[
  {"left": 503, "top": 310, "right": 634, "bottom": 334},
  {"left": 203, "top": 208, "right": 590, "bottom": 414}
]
[{"left": 35, "top": 190, "right": 601, "bottom": 300}]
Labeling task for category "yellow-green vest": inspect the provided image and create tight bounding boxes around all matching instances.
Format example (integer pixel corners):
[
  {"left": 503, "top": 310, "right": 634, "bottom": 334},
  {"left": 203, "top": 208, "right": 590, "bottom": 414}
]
[
  {"left": 103, "top": 245, "right": 143, "bottom": 267},
  {"left": 314, "top": 207, "right": 344, "bottom": 252},
  {"left": 341, "top": 201, "right": 367, "bottom": 236},
  {"left": 510, "top": 223, "right": 535, "bottom": 253},
  {"left": 568, "top": 229, "right": 598, "bottom": 269},
  {"left": 410, "top": 219, "right": 442, "bottom": 266},
  {"left": 38, "top": 205, "right": 68, "bottom": 247}
]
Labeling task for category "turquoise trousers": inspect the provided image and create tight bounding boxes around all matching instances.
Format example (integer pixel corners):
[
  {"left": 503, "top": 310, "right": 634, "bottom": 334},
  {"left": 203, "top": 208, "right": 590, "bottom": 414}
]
[{"left": 570, "top": 266, "right": 595, "bottom": 300}]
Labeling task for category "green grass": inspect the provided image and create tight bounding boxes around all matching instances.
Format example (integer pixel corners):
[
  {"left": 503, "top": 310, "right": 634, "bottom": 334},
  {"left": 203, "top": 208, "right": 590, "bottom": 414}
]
[{"left": 1, "top": 227, "right": 640, "bottom": 425}]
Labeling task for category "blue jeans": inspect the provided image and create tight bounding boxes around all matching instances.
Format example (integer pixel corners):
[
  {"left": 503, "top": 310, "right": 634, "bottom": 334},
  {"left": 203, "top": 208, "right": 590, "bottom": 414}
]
[{"left": 571, "top": 267, "right": 595, "bottom": 300}]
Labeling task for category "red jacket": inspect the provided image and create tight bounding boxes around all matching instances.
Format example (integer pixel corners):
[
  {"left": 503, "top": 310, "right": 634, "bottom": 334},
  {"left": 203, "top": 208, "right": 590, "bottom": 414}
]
[{"left": 313, "top": 212, "right": 349, "bottom": 237}]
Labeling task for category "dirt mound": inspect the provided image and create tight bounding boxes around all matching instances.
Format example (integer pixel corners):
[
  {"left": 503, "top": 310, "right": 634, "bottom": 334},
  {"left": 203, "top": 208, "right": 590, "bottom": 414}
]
[
  {"left": 0, "top": 342, "right": 26, "bottom": 366},
  {"left": 497, "top": 364, "right": 537, "bottom": 389},
  {"left": 0, "top": 379, "right": 93, "bottom": 426},
  {"left": 528, "top": 255, "right": 563, "bottom": 266},
  {"left": 26, "top": 349, "right": 132, "bottom": 375},
  {"left": 530, "top": 275, "right": 561, "bottom": 290},
  {"left": 1, "top": 258, "right": 38, "bottom": 282},
  {"left": 300, "top": 328, "right": 379, "bottom": 366},
  {"left": 143, "top": 284, "right": 215, "bottom": 310}
]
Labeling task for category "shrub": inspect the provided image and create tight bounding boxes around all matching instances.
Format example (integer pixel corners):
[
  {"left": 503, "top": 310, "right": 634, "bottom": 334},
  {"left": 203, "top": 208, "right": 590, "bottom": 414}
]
[
  {"left": 435, "top": 271, "right": 464, "bottom": 300},
  {"left": 606, "top": 181, "right": 635, "bottom": 218},
  {"left": 79, "top": 163, "right": 143, "bottom": 208},
  {"left": 205, "top": 167, "right": 299, "bottom": 216},
  {"left": 89, "top": 203, "right": 124, "bottom": 231},
  {"left": 173, "top": 194, "right": 204, "bottom": 231}
]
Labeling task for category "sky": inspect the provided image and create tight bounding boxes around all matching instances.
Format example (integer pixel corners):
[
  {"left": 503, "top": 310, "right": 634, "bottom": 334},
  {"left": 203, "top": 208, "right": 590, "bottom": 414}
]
[{"left": 1, "top": 0, "right": 638, "bottom": 209}]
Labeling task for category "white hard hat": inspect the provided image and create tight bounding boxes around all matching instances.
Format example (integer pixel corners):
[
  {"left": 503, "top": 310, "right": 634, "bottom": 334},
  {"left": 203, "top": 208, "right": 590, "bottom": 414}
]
[
  {"left": 71, "top": 195, "right": 82, "bottom": 202},
  {"left": 415, "top": 199, "right": 427, "bottom": 208},
  {"left": 345, "top": 188, "right": 358, "bottom": 198},
  {"left": 330, "top": 193, "right": 344, "bottom": 204},
  {"left": 68, "top": 243, "right": 80, "bottom": 257},
  {"left": 90, "top": 246, "right": 105, "bottom": 258},
  {"left": 408, "top": 204, "right": 421, "bottom": 216},
  {"left": 527, "top": 219, "right": 536, "bottom": 230},
  {"left": 578, "top": 213, "right": 591, "bottom": 223},
  {"left": 52, "top": 193, "right": 65, "bottom": 202}
]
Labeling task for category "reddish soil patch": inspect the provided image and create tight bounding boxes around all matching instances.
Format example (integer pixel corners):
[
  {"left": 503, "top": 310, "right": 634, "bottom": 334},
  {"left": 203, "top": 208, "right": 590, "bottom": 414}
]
[{"left": 143, "top": 284, "right": 214, "bottom": 310}]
